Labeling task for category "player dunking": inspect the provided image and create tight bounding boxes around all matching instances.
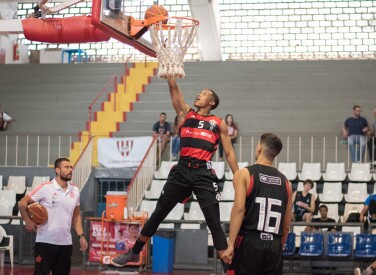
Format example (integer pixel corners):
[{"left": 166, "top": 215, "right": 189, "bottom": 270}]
[
  {"left": 222, "top": 133, "right": 293, "bottom": 275},
  {"left": 111, "top": 75, "right": 239, "bottom": 268}
]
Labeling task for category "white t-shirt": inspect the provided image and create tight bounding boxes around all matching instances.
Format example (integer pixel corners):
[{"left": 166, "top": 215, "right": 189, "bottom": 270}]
[
  {"left": 1, "top": 112, "right": 12, "bottom": 122},
  {"left": 29, "top": 178, "right": 80, "bottom": 245}
]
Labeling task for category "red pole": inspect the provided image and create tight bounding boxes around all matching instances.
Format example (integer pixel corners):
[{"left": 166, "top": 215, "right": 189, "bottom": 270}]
[
  {"left": 88, "top": 106, "right": 92, "bottom": 137},
  {"left": 124, "top": 62, "right": 127, "bottom": 80},
  {"left": 113, "top": 75, "right": 117, "bottom": 112}
]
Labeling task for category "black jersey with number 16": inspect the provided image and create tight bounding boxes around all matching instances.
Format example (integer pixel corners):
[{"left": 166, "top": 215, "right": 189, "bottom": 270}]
[{"left": 241, "top": 164, "right": 290, "bottom": 236}]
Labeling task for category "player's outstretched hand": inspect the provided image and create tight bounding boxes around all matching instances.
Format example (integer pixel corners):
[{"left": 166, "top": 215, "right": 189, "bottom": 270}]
[
  {"left": 165, "top": 73, "right": 175, "bottom": 80},
  {"left": 166, "top": 74, "right": 177, "bottom": 87}
]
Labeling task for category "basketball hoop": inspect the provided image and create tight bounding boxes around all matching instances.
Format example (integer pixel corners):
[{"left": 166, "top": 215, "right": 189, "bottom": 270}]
[{"left": 149, "top": 16, "right": 199, "bottom": 79}]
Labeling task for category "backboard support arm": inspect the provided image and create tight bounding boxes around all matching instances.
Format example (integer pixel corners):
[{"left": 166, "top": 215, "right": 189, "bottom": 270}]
[{"left": 38, "top": 0, "right": 85, "bottom": 15}]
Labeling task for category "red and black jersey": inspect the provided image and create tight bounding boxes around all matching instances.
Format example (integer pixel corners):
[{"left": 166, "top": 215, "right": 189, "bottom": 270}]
[
  {"left": 241, "top": 164, "right": 291, "bottom": 236},
  {"left": 179, "top": 109, "right": 222, "bottom": 162}
]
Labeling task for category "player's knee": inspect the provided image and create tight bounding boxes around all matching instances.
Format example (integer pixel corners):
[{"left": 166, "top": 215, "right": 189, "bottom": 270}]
[
  {"left": 151, "top": 201, "right": 168, "bottom": 218},
  {"left": 303, "top": 213, "right": 312, "bottom": 222},
  {"left": 149, "top": 196, "right": 176, "bottom": 222}
]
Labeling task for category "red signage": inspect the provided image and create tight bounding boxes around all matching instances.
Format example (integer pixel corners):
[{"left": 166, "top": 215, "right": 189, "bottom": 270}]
[{"left": 89, "top": 220, "right": 145, "bottom": 265}]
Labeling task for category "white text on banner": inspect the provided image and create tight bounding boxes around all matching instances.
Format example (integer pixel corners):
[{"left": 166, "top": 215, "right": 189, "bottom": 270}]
[{"left": 98, "top": 136, "right": 153, "bottom": 168}]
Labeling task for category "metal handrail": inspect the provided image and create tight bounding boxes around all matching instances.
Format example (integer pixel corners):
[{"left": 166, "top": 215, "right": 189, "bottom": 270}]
[
  {"left": 127, "top": 136, "right": 157, "bottom": 209},
  {"left": 72, "top": 136, "right": 93, "bottom": 190},
  {"left": 0, "top": 133, "right": 374, "bottom": 170},
  {"left": 88, "top": 74, "right": 118, "bottom": 137}
]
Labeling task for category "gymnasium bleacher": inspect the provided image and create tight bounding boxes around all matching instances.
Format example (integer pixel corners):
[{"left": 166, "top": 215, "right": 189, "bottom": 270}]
[
  {"left": 138, "top": 157, "right": 376, "bottom": 272},
  {"left": 0, "top": 64, "right": 125, "bottom": 133},
  {"left": 0, "top": 61, "right": 376, "bottom": 273},
  {"left": 1, "top": 0, "right": 376, "bottom": 272}
]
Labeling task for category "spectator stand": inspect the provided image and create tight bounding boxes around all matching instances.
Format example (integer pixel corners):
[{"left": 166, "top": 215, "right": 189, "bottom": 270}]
[
  {"left": 284, "top": 222, "right": 366, "bottom": 273},
  {"left": 0, "top": 215, "right": 35, "bottom": 265}
]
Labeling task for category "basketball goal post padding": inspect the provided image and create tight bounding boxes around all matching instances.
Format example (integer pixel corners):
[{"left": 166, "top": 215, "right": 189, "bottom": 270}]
[
  {"left": 0, "top": 1, "right": 198, "bottom": 62},
  {"left": 22, "top": 17, "right": 110, "bottom": 43}
]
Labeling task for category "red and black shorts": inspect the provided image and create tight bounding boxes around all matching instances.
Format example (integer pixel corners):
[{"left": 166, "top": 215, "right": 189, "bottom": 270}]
[
  {"left": 162, "top": 160, "right": 221, "bottom": 208},
  {"left": 228, "top": 232, "right": 283, "bottom": 275}
]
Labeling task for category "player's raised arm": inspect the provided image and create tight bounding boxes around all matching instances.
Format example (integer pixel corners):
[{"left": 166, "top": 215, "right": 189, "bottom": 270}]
[
  {"left": 282, "top": 181, "right": 293, "bottom": 245},
  {"left": 166, "top": 75, "right": 190, "bottom": 117}
]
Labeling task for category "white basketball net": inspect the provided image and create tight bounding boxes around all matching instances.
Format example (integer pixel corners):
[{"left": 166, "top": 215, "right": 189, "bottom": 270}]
[{"left": 149, "top": 18, "right": 199, "bottom": 79}]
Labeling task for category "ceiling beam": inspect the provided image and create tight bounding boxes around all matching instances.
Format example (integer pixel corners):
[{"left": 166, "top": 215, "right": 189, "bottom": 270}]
[
  {"left": 0, "top": 19, "right": 23, "bottom": 34},
  {"left": 188, "top": 0, "right": 222, "bottom": 61}
]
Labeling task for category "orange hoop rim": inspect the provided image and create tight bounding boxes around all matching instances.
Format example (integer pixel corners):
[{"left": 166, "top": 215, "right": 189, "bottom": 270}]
[{"left": 150, "top": 16, "right": 199, "bottom": 30}]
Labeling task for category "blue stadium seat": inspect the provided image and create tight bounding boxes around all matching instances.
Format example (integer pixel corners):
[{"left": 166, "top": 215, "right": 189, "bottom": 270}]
[
  {"left": 283, "top": 233, "right": 296, "bottom": 256},
  {"left": 299, "top": 232, "right": 324, "bottom": 256},
  {"left": 355, "top": 234, "right": 376, "bottom": 258},
  {"left": 327, "top": 233, "right": 352, "bottom": 257}
]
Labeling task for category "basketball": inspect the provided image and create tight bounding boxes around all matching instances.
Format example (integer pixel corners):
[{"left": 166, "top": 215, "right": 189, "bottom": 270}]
[
  {"left": 28, "top": 203, "right": 48, "bottom": 225},
  {"left": 144, "top": 4, "right": 168, "bottom": 22}
]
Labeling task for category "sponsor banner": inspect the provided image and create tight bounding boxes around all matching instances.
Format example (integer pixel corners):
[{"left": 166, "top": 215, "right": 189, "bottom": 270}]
[
  {"left": 89, "top": 221, "right": 143, "bottom": 263},
  {"left": 98, "top": 136, "right": 153, "bottom": 168}
]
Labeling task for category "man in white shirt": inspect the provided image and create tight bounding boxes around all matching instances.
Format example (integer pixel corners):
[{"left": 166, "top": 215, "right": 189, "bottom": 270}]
[
  {"left": 0, "top": 111, "right": 12, "bottom": 131},
  {"left": 18, "top": 158, "right": 87, "bottom": 275}
]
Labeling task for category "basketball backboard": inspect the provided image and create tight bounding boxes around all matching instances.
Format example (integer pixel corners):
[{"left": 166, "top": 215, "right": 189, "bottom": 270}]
[{"left": 92, "top": 0, "right": 156, "bottom": 57}]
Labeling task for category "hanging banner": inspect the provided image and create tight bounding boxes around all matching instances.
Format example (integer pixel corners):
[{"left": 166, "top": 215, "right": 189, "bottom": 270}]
[{"left": 97, "top": 136, "right": 153, "bottom": 168}]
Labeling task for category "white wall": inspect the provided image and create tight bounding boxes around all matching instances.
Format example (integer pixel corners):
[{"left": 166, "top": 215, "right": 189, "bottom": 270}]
[
  {"left": 0, "top": 34, "right": 29, "bottom": 64},
  {"left": 0, "top": 2, "right": 17, "bottom": 19},
  {"left": 219, "top": 0, "right": 376, "bottom": 60},
  {"left": 39, "top": 48, "right": 62, "bottom": 63},
  {"left": 0, "top": 2, "right": 29, "bottom": 63}
]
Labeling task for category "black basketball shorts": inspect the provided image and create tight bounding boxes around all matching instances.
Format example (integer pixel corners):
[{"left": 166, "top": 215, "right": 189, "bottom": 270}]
[
  {"left": 228, "top": 233, "right": 283, "bottom": 275},
  {"left": 162, "top": 163, "right": 221, "bottom": 208}
]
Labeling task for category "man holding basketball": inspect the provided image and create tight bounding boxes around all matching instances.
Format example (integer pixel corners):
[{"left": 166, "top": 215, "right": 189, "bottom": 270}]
[
  {"left": 222, "top": 133, "right": 292, "bottom": 275},
  {"left": 19, "top": 157, "right": 88, "bottom": 275},
  {"left": 111, "top": 75, "right": 239, "bottom": 269}
]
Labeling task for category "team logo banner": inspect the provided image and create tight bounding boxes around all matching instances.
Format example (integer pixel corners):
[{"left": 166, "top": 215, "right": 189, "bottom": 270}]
[{"left": 98, "top": 136, "right": 153, "bottom": 168}]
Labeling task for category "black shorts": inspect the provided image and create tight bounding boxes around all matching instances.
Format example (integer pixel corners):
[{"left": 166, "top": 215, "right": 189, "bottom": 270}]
[
  {"left": 228, "top": 232, "right": 283, "bottom": 275},
  {"left": 162, "top": 162, "right": 220, "bottom": 208},
  {"left": 369, "top": 199, "right": 376, "bottom": 215},
  {"left": 294, "top": 211, "right": 309, "bottom": 222},
  {"left": 34, "top": 242, "right": 73, "bottom": 275}
]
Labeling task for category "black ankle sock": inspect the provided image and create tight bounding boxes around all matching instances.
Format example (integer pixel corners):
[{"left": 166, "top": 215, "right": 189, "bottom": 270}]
[{"left": 132, "top": 238, "right": 145, "bottom": 254}]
